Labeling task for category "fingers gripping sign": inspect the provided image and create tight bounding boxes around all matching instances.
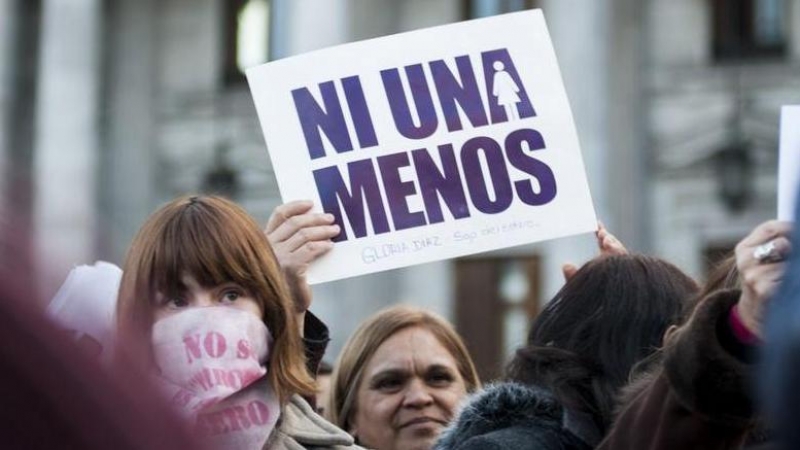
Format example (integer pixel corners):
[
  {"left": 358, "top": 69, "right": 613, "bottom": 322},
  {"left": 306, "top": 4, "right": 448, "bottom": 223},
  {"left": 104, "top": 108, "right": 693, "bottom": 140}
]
[
  {"left": 265, "top": 201, "right": 340, "bottom": 317},
  {"left": 596, "top": 222, "right": 627, "bottom": 257},
  {"left": 561, "top": 222, "right": 628, "bottom": 282},
  {"left": 735, "top": 220, "right": 793, "bottom": 338}
]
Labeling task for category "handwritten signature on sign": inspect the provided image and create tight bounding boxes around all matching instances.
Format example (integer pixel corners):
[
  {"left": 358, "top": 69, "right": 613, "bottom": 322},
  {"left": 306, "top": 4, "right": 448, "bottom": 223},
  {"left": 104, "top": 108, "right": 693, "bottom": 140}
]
[{"left": 359, "top": 219, "right": 540, "bottom": 264}]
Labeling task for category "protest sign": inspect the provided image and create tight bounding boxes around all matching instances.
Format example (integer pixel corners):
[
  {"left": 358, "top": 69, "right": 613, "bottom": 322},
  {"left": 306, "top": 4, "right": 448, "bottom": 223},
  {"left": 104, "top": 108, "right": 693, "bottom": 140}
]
[
  {"left": 247, "top": 9, "right": 596, "bottom": 283},
  {"left": 778, "top": 105, "right": 800, "bottom": 221}
]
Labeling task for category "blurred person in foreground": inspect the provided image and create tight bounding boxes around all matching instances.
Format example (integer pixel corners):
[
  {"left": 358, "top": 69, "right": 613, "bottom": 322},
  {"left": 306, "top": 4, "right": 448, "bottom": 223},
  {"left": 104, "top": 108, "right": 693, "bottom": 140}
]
[
  {"left": 435, "top": 251, "right": 699, "bottom": 449},
  {"left": 0, "top": 206, "right": 198, "bottom": 449},
  {"left": 116, "top": 195, "right": 362, "bottom": 449},
  {"left": 597, "top": 220, "right": 791, "bottom": 450},
  {"left": 327, "top": 305, "right": 481, "bottom": 450},
  {"left": 763, "top": 214, "right": 800, "bottom": 449}
]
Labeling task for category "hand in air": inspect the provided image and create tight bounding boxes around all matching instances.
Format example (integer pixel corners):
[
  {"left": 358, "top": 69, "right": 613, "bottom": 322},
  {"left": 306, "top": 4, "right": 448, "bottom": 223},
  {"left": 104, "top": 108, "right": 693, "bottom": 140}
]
[
  {"left": 734, "top": 220, "right": 792, "bottom": 338},
  {"left": 265, "top": 201, "right": 340, "bottom": 314},
  {"left": 562, "top": 222, "right": 628, "bottom": 281}
]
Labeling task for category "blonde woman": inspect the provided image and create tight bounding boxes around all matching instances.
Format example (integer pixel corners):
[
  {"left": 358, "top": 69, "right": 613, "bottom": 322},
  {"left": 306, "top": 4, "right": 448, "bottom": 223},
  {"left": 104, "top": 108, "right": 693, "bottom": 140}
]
[{"left": 328, "top": 306, "right": 480, "bottom": 450}]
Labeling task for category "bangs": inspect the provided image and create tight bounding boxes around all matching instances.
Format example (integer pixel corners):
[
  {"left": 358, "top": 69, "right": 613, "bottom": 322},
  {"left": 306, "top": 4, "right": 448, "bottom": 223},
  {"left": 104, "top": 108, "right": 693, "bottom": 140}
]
[{"left": 144, "top": 199, "right": 265, "bottom": 299}]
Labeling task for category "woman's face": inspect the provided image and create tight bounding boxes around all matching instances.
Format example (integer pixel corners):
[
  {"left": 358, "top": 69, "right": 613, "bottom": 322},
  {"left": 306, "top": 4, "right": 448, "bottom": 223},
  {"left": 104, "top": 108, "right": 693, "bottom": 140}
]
[
  {"left": 350, "top": 326, "right": 468, "bottom": 450},
  {"left": 153, "top": 274, "right": 262, "bottom": 322}
]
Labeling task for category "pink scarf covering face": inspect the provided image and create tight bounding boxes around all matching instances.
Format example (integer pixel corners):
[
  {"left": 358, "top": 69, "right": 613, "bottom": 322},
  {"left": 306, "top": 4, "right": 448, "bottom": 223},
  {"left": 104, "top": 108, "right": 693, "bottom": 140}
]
[{"left": 151, "top": 307, "right": 280, "bottom": 450}]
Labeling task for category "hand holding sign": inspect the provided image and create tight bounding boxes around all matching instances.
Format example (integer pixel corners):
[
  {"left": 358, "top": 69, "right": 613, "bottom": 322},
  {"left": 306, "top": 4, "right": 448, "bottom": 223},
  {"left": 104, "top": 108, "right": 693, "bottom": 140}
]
[
  {"left": 596, "top": 222, "right": 627, "bottom": 256},
  {"left": 265, "top": 201, "right": 340, "bottom": 319},
  {"left": 735, "top": 220, "right": 792, "bottom": 338},
  {"left": 561, "top": 223, "right": 628, "bottom": 281}
]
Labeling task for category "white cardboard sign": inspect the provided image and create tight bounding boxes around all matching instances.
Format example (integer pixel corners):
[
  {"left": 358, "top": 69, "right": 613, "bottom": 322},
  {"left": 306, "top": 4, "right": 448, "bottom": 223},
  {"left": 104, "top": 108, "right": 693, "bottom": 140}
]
[
  {"left": 247, "top": 10, "right": 596, "bottom": 284},
  {"left": 778, "top": 105, "right": 800, "bottom": 221}
]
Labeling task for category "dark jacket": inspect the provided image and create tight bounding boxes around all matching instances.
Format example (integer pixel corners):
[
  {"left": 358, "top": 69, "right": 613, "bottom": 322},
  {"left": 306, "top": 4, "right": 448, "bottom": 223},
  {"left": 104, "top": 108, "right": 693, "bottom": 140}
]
[
  {"left": 434, "top": 382, "right": 596, "bottom": 450},
  {"left": 302, "top": 311, "right": 330, "bottom": 410},
  {"left": 597, "top": 289, "right": 766, "bottom": 450},
  {"left": 303, "top": 312, "right": 330, "bottom": 375}
]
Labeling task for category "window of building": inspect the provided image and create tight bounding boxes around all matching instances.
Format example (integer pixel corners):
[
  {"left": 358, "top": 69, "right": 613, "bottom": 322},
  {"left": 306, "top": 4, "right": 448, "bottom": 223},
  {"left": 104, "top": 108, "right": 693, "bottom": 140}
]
[
  {"left": 464, "top": 0, "right": 538, "bottom": 19},
  {"left": 712, "top": 0, "right": 787, "bottom": 60},
  {"left": 454, "top": 256, "right": 540, "bottom": 381},
  {"left": 223, "top": 0, "right": 271, "bottom": 85}
]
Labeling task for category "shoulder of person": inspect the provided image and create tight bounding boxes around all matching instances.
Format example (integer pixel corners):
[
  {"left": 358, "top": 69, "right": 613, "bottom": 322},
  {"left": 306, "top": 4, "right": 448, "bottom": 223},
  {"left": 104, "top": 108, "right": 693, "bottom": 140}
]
[
  {"left": 439, "top": 424, "right": 586, "bottom": 450},
  {"left": 267, "top": 395, "right": 364, "bottom": 450},
  {"left": 664, "top": 288, "right": 756, "bottom": 426}
]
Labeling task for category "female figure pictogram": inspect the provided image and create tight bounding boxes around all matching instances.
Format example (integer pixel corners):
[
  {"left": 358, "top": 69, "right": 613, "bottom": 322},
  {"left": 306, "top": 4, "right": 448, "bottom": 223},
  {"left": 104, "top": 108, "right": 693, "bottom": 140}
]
[{"left": 492, "top": 61, "right": 521, "bottom": 121}]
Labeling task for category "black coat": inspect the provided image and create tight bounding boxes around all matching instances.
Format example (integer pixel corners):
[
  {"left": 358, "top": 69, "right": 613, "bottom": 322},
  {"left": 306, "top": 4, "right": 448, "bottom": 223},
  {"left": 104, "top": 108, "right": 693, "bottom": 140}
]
[{"left": 434, "top": 382, "right": 597, "bottom": 450}]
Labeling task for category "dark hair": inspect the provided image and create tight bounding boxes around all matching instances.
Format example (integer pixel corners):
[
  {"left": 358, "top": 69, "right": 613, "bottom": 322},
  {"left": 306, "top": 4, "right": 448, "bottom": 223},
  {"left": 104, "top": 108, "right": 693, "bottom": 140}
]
[
  {"left": 506, "top": 254, "right": 698, "bottom": 432},
  {"left": 637, "top": 254, "right": 739, "bottom": 375}
]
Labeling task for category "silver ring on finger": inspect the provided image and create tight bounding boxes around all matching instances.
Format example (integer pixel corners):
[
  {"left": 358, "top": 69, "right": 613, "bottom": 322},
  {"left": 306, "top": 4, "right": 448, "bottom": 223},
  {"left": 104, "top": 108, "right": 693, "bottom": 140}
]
[{"left": 753, "top": 240, "right": 784, "bottom": 264}]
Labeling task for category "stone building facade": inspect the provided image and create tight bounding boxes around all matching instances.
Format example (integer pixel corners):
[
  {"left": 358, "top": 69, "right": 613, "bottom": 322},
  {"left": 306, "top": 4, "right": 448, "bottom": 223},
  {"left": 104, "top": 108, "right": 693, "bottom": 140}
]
[{"left": 1, "top": 0, "right": 797, "bottom": 378}]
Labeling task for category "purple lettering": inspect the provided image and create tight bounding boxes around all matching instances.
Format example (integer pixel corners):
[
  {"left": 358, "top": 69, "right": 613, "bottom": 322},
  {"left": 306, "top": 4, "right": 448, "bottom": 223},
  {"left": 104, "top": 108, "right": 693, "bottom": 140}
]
[
  {"left": 412, "top": 144, "right": 471, "bottom": 223},
  {"left": 461, "top": 136, "right": 513, "bottom": 214},
  {"left": 377, "top": 152, "right": 427, "bottom": 230},
  {"left": 381, "top": 65, "right": 438, "bottom": 140},
  {"left": 342, "top": 76, "right": 379, "bottom": 149},
  {"left": 313, "top": 160, "right": 390, "bottom": 242},
  {"left": 505, "top": 128, "right": 557, "bottom": 206},
  {"left": 292, "top": 81, "right": 353, "bottom": 160},
  {"left": 430, "top": 55, "right": 488, "bottom": 132}
]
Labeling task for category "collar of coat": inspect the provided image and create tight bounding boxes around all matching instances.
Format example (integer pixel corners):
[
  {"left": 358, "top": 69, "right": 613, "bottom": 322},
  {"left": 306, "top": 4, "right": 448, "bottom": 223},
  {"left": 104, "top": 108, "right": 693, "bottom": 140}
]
[
  {"left": 274, "top": 395, "right": 356, "bottom": 448},
  {"left": 434, "top": 382, "right": 601, "bottom": 449}
]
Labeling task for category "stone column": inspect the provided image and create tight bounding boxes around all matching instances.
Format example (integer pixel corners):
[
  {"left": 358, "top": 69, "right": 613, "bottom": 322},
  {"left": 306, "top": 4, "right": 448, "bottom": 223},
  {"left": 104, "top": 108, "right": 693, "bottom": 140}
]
[
  {"left": 0, "top": 0, "right": 14, "bottom": 190},
  {"left": 278, "top": 0, "right": 351, "bottom": 55},
  {"left": 793, "top": 0, "right": 800, "bottom": 60},
  {"left": 536, "top": 0, "right": 644, "bottom": 299},
  {"left": 34, "top": 0, "right": 102, "bottom": 297},
  {"left": 1, "top": 0, "right": 41, "bottom": 211},
  {"left": 2, "top": 0, "right": 41, "bottom": 294},
  {"left": 606, "top": 0, "right": 647, "bottom": 251},
  {"left": 99, "top": 0, "right": 157, "bottom": 264}
]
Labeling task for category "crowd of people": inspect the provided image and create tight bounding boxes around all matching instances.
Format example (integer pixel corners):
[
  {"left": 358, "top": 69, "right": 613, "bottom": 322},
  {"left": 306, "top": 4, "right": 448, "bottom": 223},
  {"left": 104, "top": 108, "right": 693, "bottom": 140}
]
[{"left": 1, "top": 190, "right": 797, "bottom": 450}]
